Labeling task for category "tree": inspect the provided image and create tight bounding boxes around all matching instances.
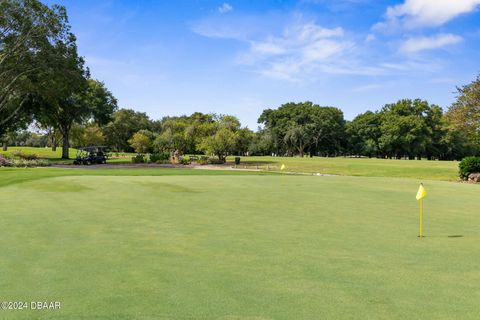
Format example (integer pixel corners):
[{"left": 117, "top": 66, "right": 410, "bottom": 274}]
[
  {"left": 154, "top": 112, "right": 215, "bottom": 154},
  {"left": 378, "top": 99, "right": 437, "bottom": 159},
  {"left": 38, "top": 79, "right": 117, "bottom": 158},
  {"left": 346, "top": 111, "right": 382, "bottom": 157},
  {"left": 284, "top": 125, "right": 309, "bottom": 157},
  {"left": 309, "top": 106, "right": 345, "bottom": 156},
  {"left": 153, "top": 128, "right": 185, "bottom": 153},
  {"left": 446, "top": 75, "right": 480, "bottom": 155},
  {"left": 103, "top": 109, "right": 152, "bottom": 152},
  {"left": 440, "top": 119, "right": 476, "bottom": 160},
  {"left": 248, "top": 129, "right": 274, "bottom": 156},
  {"left": 234, "top": 127, "right": 255, "bottom": 155},
  {"left": 128, "top": 130, "right": 154, "bottom": 154},
  {"left": 196, "top": 115, "right": 241, "bottom": 162},
  {"left": 258, "top": 102, "right": 345, "bottom": 157},
  {"left": 70, "top": 124, "right": 105, "bottom": 147},
  {"left": 0, "top": 0, "right": 77, "bottom": 133},
  {"left": 198, "top": 127, "right": 237, "bottom": 162}
]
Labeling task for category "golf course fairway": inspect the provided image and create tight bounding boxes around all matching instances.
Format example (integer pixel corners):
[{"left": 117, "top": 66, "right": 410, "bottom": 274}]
[{"left": 1, "top": 171, "right": 479, "bottom": 319}]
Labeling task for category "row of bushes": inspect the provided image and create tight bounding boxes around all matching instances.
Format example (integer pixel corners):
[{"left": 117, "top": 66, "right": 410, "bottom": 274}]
[
  {"left": 131, "top": 153, "right": 225, "bottom": 165},
  {"left": 131, "top": 153, "right": 171, "bottom": 164},
  {"left": 0, "top": 154, "right": 50, "bottom": 167}
]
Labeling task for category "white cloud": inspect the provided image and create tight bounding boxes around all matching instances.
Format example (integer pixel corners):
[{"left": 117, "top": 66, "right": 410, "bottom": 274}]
[
  {"left": 192, "top": 14, "right": 450, "bottom": 80},
  {"left": 375, "top": 0, "right": 480, "bottom": 30},
  {"left": 400, "top": 33, "right": 463, "bottom": 53},
  {"left": 218, "top": 3, "right": 233, "bottom": 14},
  {"left": 352, "top": 83, "right": 384, "bottom": 92},
  {"left": 365, "top": 34, "right": 376, "bottom": 42},
  {"left": 193, "top": 18, "right": 356, "bottom": 80},
  {"left": 250, "top": 39, "right": 288, "bottom": 55},
  {"left": 237, "top": 23, "right": 356, "bottom": 80},
  {"left": 191, "top": 14, "right": 270, "bottom": 41}
]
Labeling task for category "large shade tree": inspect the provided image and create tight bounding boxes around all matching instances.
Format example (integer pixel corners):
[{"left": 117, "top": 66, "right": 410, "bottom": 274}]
[
  {"left": 103, "top": 109, "right": 152, "bottom": 152},
  {"left": 446, "top": 75, "right": 480, "bottom": 155},
  {"left": 0, "top": 0, "right": 75, "bottom": 134},
  {"left": 153, "top": 113, "right": 216, "bottom": 154},
  {"left": 378, "top": 99, "right": 443, "bottom": 159},
  {"left": 258, "top": 102, "right": 345, "bottom": 157},
  {"left": 197, "top": 115, "right": 241, "bottom": 162},
  {"left": 346, "top": 111, "right": 382, "bottom": 157},
  {"left": 37, "top": 79, "right": 118, "bottom": 158}
]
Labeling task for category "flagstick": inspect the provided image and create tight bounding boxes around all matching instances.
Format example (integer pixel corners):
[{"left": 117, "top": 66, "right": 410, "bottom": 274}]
[{"left": 419, "top": 199, "right": 423, "bottom": 238}]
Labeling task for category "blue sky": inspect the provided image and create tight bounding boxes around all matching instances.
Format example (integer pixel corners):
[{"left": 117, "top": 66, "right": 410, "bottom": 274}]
[{"left": 45, "top": 0, "right": 480, "bottom": 128}]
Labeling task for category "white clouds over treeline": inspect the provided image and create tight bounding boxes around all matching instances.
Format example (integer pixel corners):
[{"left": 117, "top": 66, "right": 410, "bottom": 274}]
[{"left": 192, "top": 0, "right": 479, "bottom": 80}]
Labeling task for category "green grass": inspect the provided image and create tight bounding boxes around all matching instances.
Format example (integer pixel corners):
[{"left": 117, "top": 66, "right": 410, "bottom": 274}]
[
  {"left": 1, "top": 148, "right": 461, "bottom": 181},
  {"left": 0, "top": 167, "right": 479, "bottom": 319},
  {"left": 0, "top": 147, "right": 135, "bottom": 164},
  {"left": 0, "top": 147, "right": 78, "bottom": 161},
  {"left": 228, "top": 156, "right": 460, "bottom": 181}
]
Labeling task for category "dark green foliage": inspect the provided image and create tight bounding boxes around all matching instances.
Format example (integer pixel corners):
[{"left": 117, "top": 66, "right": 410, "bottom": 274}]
[
  {"left": 149, "top": 152, "right": 170, "bottom": 163},
  {"left": 180, "top": 157, "right": 191, "bottom": 165},
  {"left": 0, "top": 0, "right": 74, "bottom": 133},
  {"left": 208, "top": 158, "right": 225, "bottom": 165},
  {"left": 248, "top": 129, "right": 274, "bottom": 156},
  {"left": 378, "top": 99, "right": 438, "bottom": 159},
  {"left": 37, "top": 79, "right": 118, "bottom": 159},
  {"left": 104, "top": 109, "right": 152, "bottom": 152},
  {"left": 459, "top": 157, "right": 480, "bottom": 180},
  {"left": 346, "top": 111, "right": 382, "bottom": 157},
  {"left": 258, "top": 102, "right": 346, "bottom": 157},
  {"left": 131, "top": 154, "right": 146, "bottom": 164}
]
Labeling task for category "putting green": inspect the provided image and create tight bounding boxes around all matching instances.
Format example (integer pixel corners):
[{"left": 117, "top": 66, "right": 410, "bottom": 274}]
[{"left": 0, "top": 174, "right": 479, "bottom": 319}]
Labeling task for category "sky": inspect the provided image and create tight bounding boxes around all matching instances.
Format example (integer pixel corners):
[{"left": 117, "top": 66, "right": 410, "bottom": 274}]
[{"left": 44, "top": 0, "right": 480, "bottom": 129}]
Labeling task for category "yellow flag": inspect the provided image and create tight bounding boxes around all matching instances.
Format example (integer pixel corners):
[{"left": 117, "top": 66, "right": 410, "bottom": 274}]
[
  {"left": 416, "top": 184, "right": 427, "bottom": 201},
  {"left": 280, "top": 164, "right": 286, "bottom": 171}
]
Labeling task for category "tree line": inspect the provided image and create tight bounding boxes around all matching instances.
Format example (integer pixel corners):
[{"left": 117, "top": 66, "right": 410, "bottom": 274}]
[
  {"left": 1, "top": 0, "right": 479, "bottom": 161},
  {"left": 0, "top": 0, "right": 117, "bottom": 159}
]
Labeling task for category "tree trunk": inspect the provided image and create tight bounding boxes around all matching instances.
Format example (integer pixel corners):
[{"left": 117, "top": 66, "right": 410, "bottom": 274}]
[
  {"left": 51, "top": 134, "right": 57, "bottom": 151},
  {"left": 2, "top": 142, "right": 7, "bottom": 151},
  {"left": 62, "top": 131, "right": 70, "bottom": 159}
]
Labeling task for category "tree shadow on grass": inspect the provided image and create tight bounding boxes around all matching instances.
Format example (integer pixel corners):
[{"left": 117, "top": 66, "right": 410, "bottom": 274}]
[
  {"left": 418, "top": 235, "right": 463, "bottom": 238},
  {"left": 228, "top": 160, "right": 277, "bottom": 165}
]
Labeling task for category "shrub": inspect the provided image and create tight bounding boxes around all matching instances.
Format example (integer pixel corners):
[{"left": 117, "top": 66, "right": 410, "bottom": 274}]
[
  {"left": 180, "top": 157, "right": 191, "bottom": 165},
  {"left": 12, "top": 150, "right": 38, "bottom": 160},
  {"left": 0, "top": 154, "right": 11, "bottom": 167},
  {"left": 208, "top": 158, "right": 225, "bottom": 165},
  {"left": 459, "top": 156, "right": 480, "bottom": 180},
  {"left": 9, "top": 159, "right": 50, "bottom": 167},
  {"left": 131, "top": 154, "right": 146, "bottom": 164},
  {"left": 149, "top": 152, "right": 169, "bottom": 163},
  {"left": 197, "top": 156, "right": 209, "bottom": 165}
]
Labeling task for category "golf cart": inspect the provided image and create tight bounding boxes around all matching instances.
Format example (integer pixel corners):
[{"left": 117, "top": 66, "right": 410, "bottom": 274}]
[{"left": 73, "top": 146, "right": 109, "bottom": 165}]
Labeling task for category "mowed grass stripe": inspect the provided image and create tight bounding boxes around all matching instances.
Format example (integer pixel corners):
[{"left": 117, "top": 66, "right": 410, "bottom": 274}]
[
  {"left": 0, "top": 175, "right": 479, "bottom": 319},
  {"left": 230, "top": 156, "right": 459, "bottom": 181}
]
